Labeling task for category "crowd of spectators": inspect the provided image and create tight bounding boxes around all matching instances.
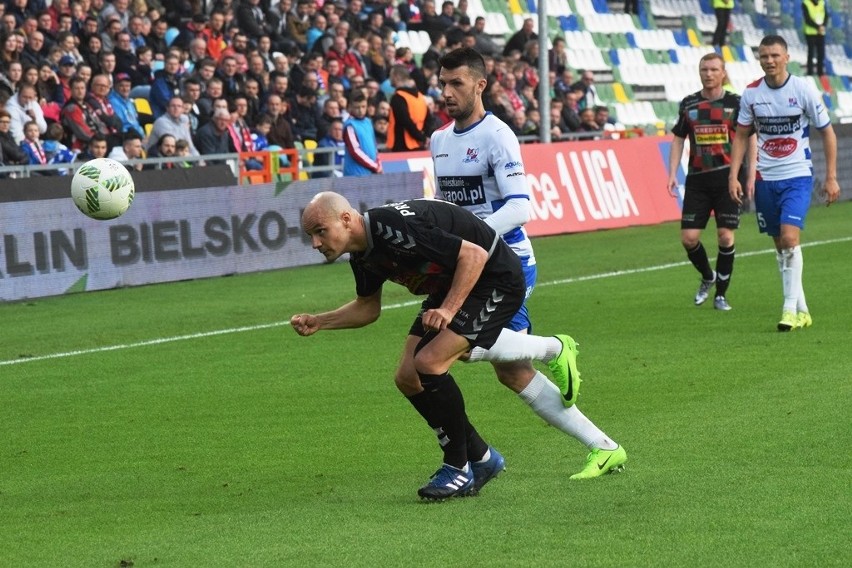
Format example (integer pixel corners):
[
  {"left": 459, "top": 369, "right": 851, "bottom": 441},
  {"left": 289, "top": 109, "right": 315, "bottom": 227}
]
[{"left": 0, "top": 0, "right": 616, "bottom": 175}]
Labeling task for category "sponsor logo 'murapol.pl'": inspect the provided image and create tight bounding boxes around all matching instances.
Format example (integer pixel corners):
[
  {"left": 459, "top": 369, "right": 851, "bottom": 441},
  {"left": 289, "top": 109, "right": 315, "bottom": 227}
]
[{"left": 526, "top": 149, "right": 640, "bottom": 223}]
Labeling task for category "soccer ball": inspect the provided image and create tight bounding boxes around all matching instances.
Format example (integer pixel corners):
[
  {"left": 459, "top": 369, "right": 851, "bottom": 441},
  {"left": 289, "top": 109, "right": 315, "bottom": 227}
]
[{"left": 70, "top": 157, "right": 135, "bottom": 220}]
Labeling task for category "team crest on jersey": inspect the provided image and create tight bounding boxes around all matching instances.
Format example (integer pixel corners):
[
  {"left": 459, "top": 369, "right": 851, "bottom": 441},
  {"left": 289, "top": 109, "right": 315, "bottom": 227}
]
[
  {"left": 463, "top": 147, "right": 480, "bottom": 163},
  {"left": 688, "top": 109, "right": 698, "bottom": 120},
  {"left": 788, "top": 97, "right": 798, "bottom": 107}
]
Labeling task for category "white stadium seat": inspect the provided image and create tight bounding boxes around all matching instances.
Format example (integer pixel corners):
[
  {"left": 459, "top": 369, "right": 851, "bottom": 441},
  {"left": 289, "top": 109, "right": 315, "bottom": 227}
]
[
  {"left": 565, "top": 48, "right": 611, "bottom": 71},
  {"left": 835, "top": 91, "right": 852, "bottom": 123},
  {"left": 582, "top": 14, "right": 636, "bottom": 34},
  {"left": 631, "top": 29, "right": 678, "bottom": 50},
  {"left": 563, "top": 30, "right": 596, "bottom": 50},
  {"left": 572, "top": 0, "right": 599, "bottom": 15}
]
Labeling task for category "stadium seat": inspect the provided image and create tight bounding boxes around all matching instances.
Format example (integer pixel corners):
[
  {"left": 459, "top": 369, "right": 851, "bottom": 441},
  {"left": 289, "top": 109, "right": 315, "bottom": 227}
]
[
  {"left": 292, "top": 141, "right": 310, "bottom": 180},
  {"left": 303, "top": 138, "right": 317, "bottom": 165},
  {"left": 612, "top": 82, "right": 632, "bottom": 103},
  {"left": 488, "top": 13, "right": 512, "bottom": 36},
  {"left": 686, "top": 29, "right": 702, "bottom": 46},
  {"left": 135, "top": 97, "right": 152, "bottom": 117},
  {"left": 583, "top": 13, "right": 637, "bottom": 34},
  {"left": 613, "top": 101, "right": 660, "bottom": 128},
  {"left": 835, "top": 91, "right": 852, "bottom": 123},
  {"left": 673, "top": 45, "right": 714, "bottom": 66},
  {"left": 467, "top": 0, "right": 486, "bottom": 19},
  {"left": 630, "top": 30, "right": 666, "bottom": 50},
  {"left": 393, "top": 30, "right": 410, "bottom": 49},
  {"left": 416, "top": 30, "right": 431, "bottom": 54},
  {"left": 165, "top": 27, "right": 179, "bottom": 47},
  {"left": 572, "top": 0, "right": 599, "bottom": 15},
  {"left": 549, "top": 0, "right": 572, "bottom": 15},
  {"left": 129, "top": 85, "right": 150, "bottom": 100},
  {"left": 563, "top": 30, "right": 595, "bottom": 49},
  {"left": 565, "top": 48, "right": 611, "bottom": 71}
]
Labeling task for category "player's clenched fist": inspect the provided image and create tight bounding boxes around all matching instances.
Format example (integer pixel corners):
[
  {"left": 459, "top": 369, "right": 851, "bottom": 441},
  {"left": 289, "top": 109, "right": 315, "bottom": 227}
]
[{"left": 291, "top": 314, "right": 320, "bottom": 336}]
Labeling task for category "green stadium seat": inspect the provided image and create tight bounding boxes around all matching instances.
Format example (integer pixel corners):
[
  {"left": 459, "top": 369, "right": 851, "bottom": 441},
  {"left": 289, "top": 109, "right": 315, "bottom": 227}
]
[
  {"left": 596, "top": 82, "right": 615, "bottom": 103},
  {"left": 592, "top": 32, "right": 611, "bottom": 49}
]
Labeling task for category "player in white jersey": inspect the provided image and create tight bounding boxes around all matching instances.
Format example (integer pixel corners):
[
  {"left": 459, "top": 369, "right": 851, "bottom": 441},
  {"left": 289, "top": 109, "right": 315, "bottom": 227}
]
[
  {"left": 728, "top": 35, "right": 839, "bottom": 331},
  {"left": 407, "top": 46, "right": 627, "bottom": 481}
]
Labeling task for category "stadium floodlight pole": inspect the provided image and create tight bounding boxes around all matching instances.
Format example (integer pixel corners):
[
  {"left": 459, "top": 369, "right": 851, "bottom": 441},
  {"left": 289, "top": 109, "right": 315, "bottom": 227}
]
[{"left": 538, "top": 1, "right": 551, "bottom": 143}]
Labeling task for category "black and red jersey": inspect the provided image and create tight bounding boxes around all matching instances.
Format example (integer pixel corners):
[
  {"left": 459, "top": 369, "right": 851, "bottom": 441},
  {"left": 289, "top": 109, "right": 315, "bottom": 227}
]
[{"left": 671, "top": 90, "right": 741, "bottom": 175}]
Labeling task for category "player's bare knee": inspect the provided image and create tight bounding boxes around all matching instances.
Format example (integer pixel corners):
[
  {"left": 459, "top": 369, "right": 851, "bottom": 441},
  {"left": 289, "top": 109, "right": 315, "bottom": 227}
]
[
  {"left": 412, "top": 353, "right": 445, "bottom": 376},
  {"left": 681, "top": 235, "right": 700, "bottom": 249},
  {"left": 717, "top": 229, "right": 735, "bottom": 248},
  {"left": 394, "top": 369, "right": 422, "bottom": 396}
]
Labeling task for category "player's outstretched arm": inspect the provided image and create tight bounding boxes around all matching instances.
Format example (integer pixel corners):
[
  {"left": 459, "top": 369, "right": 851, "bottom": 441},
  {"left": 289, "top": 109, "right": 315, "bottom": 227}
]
[{"left": 291, "top": 291, "right": 383, "bottom": 336}]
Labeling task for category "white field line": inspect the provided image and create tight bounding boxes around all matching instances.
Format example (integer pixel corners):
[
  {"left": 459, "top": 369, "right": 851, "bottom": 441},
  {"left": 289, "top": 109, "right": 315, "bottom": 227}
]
[{"left": 3, "top": 237, "right": 850, "bottom": 367}]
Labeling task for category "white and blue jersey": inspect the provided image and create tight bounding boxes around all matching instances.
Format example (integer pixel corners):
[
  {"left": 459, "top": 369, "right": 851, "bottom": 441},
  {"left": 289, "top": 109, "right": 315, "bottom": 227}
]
[
  {"left": 431, "top": 112, "right": 535, "bottom": 331},
  {"left": 738, "top": 74, "right": 830, "bottom": 235},
  {"left": 738, "top": 74, "right": 831, "bottom": 181}
]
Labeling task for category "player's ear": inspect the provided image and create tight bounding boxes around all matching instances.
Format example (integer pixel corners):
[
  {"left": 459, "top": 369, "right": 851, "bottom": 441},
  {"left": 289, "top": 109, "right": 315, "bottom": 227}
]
[{"left": 475, "top": 78, "right": 487, "bottom": 97}]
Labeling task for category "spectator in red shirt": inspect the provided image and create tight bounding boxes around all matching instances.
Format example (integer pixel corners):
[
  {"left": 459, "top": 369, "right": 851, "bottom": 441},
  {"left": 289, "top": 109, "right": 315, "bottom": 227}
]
[
  {"left": 326, "top": 35, "right": 364, "bottom": 78},
  {"left": 61, "top": 76, "right": 111, "bottom": 151}
]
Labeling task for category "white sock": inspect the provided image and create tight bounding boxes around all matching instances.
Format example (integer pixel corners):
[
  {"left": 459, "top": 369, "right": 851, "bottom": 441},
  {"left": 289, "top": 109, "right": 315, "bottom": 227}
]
[
  {"left": 778, "top": 248, "right": 801, "bottom": 313},
  {"left": 475, "top": 448, "right": 491, "bottom": 464},
  {"left": 795, "top": 248, "right": 809, "bottom": 313},
  {"left": 468, "top": 329, "right": 561, "bottom": 363},
  {"left": 518, "top": 372, "right": 618, "bottom": 450}
]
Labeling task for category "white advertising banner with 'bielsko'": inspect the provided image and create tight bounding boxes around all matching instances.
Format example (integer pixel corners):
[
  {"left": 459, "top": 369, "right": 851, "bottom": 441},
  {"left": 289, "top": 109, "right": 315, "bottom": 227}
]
[{"left": 0, "top": 172, "right": 423, "bottom": 302}]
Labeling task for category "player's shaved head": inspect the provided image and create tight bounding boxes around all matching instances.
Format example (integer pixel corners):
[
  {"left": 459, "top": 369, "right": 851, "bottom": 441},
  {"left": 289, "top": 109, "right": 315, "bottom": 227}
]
[
  {"left": 304, "top": 191, "right": 354, "bottom": 222},
  {"left": 302, "top": 192, "right": 366, "bottom": 259}
]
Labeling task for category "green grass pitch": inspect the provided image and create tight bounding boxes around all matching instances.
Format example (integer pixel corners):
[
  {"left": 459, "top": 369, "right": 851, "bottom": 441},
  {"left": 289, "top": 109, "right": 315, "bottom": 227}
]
[{"left": 1, "top": 202, "right": 850, "bottom": 567}]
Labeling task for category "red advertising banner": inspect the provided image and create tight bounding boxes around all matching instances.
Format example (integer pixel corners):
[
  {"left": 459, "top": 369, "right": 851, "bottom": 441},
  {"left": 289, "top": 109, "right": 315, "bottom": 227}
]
[{"left": 382, "top": 136, "right": 683, "bottom": 237}]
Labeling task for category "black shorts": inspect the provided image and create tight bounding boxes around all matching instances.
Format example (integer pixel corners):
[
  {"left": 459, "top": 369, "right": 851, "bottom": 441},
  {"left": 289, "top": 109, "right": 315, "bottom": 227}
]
[
  {"left": 681, "top": 168, "right": 740, "bottom": 230},
  {"left": 408, "top": 276, "right": 525, "bottom": 350}
]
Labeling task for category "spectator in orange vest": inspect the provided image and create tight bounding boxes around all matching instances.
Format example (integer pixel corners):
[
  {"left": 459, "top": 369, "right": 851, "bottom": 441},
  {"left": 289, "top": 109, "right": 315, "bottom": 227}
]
[{"left": 386, "top": 64, "right": 429, "bottom": 152}]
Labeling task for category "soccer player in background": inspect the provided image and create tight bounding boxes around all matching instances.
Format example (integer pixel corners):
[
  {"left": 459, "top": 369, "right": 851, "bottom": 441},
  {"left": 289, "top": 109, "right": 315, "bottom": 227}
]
[
  {"left": 667, "top": 52, "right": 756, "bottom": 311},
  {"left": 425, "top": 47, "right": 627, "bottom": 481},
  {"left": 728, "top": 35, "right": 839, "bottom": 331}
]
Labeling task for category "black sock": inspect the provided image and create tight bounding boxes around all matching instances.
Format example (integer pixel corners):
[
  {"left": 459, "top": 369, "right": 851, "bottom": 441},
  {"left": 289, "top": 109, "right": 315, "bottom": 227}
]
[
  {"left": 407, "top": 372, "right": 469, "bottom": 469},
  {"left": 686, "top": 242, "right": 714, "bottom": 281},
  {"left": 715, "top": 245, "right": 735, "bottom": 297},
  {"left": 465, "top": 417, "right": 488, "bottom": 463}
]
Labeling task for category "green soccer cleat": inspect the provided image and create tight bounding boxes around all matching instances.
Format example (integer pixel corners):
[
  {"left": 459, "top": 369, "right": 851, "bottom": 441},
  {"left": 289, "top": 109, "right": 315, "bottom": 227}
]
[
  {"left": 796, "top": 312, "right": 813, "bottom": 329},
  {"left": 548, "top": 335, "right": 581, "bottom": 407},
  {"left": 570, "top": 446, "right": 628, "bottom": 480},
  {"left": 778, "top": 311, "right": 797, "bottom": 332}
]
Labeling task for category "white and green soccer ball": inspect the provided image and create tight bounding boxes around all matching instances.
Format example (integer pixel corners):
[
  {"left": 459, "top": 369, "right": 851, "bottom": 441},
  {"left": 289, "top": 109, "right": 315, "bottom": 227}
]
[{"left": 71, "top": 157, "right": 135, "bottom": 220}]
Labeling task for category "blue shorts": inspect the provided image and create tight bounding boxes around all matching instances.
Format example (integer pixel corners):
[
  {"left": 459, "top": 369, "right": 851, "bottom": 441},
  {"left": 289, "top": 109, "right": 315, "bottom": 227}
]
[
  {"left": 507, "top": 257, "right": 536, "bottom": 333},
  {"left": 754, "top": 176, "right": 812, "bottom": 236}
]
